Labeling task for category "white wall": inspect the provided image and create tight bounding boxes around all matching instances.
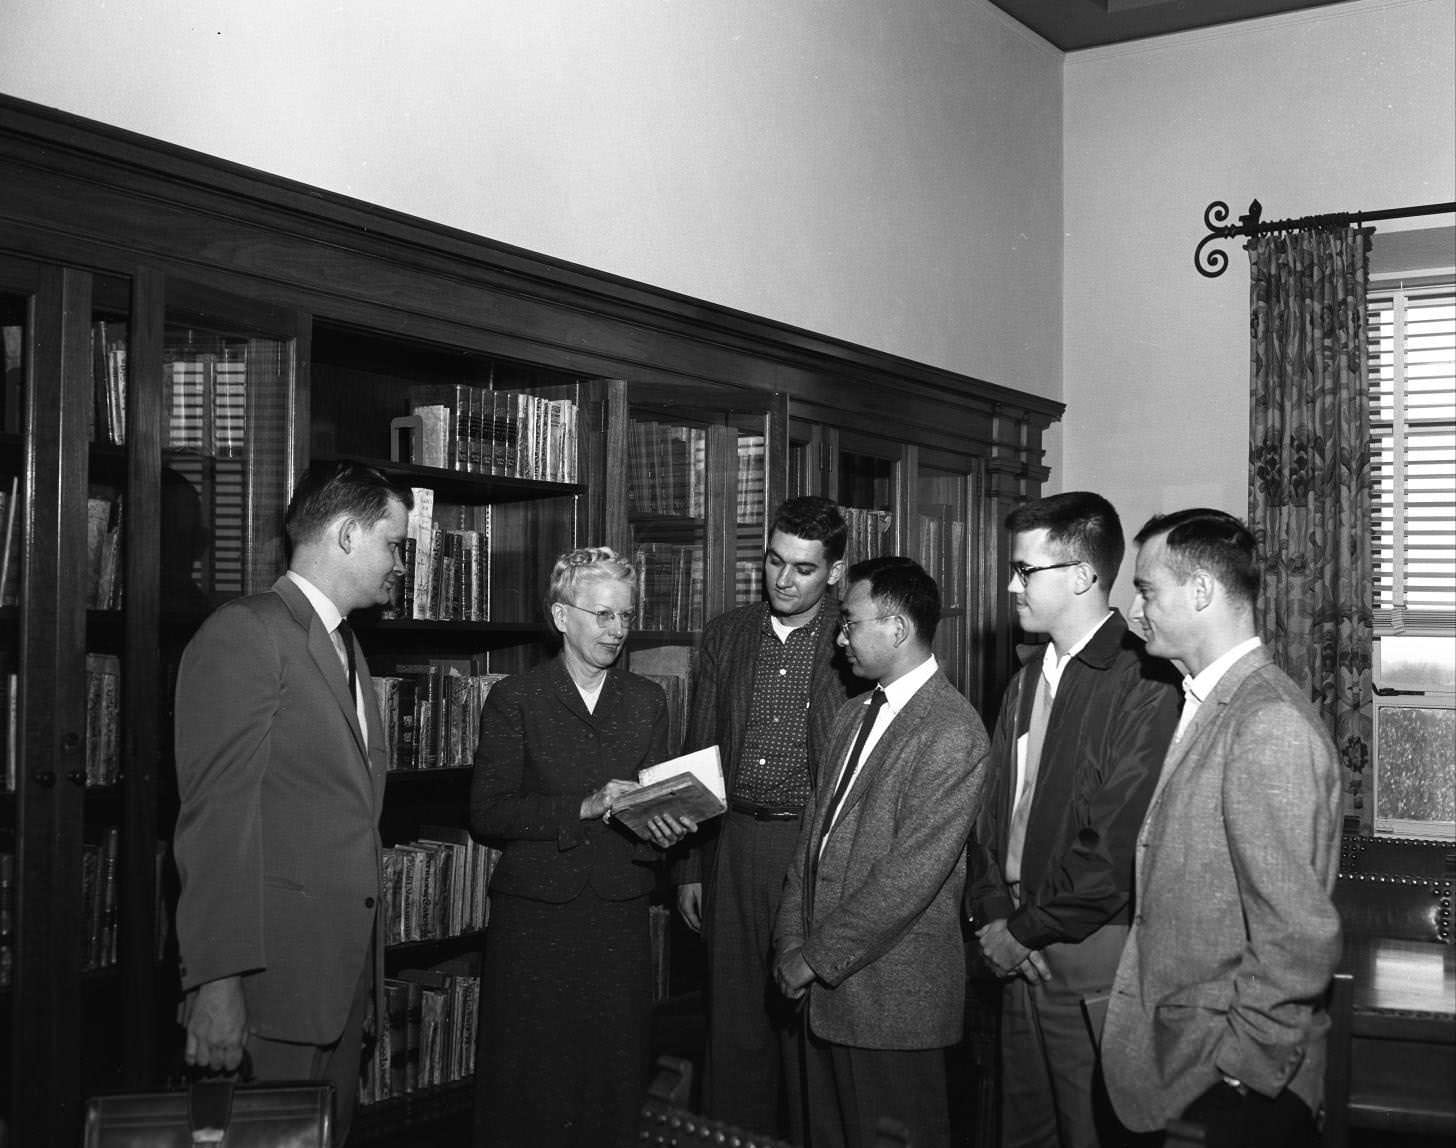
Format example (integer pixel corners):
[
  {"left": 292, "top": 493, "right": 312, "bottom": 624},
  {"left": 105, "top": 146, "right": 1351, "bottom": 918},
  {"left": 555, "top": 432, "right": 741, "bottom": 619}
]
[
  {"left": 1062, "top": 0, "right": 1456, "bottom": 606},
  {"left": 0, "top": 0, "right": 1063, "bottom": 412}
]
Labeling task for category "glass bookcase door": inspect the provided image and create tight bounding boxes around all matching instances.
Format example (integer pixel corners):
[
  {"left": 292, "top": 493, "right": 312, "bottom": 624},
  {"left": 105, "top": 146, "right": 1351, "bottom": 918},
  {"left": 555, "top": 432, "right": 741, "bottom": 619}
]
[
  {"left": 914, "top": 458, "right": 974, "bottom": 695},
  {"left": 162, "top": 290, "right": 297, "bottom": 610},
  {"left": 836, "top": 434, "right": 903, "bottom": 568},
  {"left": 0, "top": 280, "right": 28, "bottom": 1052}
]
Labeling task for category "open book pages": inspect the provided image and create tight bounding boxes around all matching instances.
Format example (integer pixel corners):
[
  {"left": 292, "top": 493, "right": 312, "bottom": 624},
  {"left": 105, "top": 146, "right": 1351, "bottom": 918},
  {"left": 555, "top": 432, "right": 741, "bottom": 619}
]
[
  {"left": 609, "top": 746, "right": 727, "bottom": 839},
  {"left": 637, "top": 745, "right": 725, "bottom": 802}
]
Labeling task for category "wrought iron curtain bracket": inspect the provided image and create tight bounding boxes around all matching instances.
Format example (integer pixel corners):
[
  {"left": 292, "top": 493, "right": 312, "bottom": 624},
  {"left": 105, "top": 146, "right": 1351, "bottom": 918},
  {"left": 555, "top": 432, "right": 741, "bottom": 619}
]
[{"left": 1195, "top": 197, "right": 1456, "bottom": 278}]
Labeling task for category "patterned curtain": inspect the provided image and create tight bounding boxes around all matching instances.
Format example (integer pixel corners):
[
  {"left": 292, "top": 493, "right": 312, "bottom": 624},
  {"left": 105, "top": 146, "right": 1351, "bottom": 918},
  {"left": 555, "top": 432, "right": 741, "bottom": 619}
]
[{"left": 1248, "top": 227, "right": 1372, "bottom": 814}]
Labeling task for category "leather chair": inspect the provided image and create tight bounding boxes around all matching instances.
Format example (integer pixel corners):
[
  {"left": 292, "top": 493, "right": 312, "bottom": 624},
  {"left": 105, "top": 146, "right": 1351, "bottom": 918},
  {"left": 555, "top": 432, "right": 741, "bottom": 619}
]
[
  {"left": 1332, "top": 873, "right": 1454, "bottom": 945},
  {"left": 1339, "top": 834, "right": 1456, "bottom": 880},
  {"left": 638, "top": 1056, "right": 913, "bottom": 1148}
]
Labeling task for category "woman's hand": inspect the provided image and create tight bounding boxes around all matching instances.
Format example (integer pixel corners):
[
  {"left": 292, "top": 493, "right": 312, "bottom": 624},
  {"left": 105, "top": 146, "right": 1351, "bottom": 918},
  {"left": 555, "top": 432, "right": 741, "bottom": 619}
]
[
  {"left": 580, "top": 778, "right": 638, "bottom": 821},
  {"left": 642, "top": 811, "right": 697, "bottom": 850}
]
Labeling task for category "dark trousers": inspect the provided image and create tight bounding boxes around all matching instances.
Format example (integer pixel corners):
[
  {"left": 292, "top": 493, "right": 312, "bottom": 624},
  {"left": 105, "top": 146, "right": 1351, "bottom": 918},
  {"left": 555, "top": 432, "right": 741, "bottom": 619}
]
[
  {"left": 801, "top": 1028, "right": 951, "bottom": 1148},
  {"left": 701, "top": 812, "right": 804, "bottom": 1136},
  {"left": 247, "top": 949, "right": 372, "bottom": 1146},
  {"left": 1176, "top": 1081, "right": 1318, "bottom": 1148},
  {"left": 1001, "top": 923, "right": 1128, "bottom": 1148}
]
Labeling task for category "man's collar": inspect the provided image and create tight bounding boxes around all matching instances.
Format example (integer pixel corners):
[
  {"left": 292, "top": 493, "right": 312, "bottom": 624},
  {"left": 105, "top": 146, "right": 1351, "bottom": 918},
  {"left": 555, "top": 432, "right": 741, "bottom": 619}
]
[
  {"left": 878, "top": 653, "right": 938, "bottom": 711},
  {"left": 768, "top": 595, "right": 830, "bottom": 642},
  {"left": 1185, "top": 636, "right": 1263, "bottom": 702},
  {"left": 286, "top": 570, "right": 343, "bottom": 631}
]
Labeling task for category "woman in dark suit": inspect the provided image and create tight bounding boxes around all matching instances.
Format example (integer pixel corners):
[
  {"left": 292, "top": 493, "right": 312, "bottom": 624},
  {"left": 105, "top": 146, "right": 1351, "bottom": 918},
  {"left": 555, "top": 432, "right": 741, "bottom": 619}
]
[{"left": 470, "top": 546, "right": 691, "bottom": 1148}]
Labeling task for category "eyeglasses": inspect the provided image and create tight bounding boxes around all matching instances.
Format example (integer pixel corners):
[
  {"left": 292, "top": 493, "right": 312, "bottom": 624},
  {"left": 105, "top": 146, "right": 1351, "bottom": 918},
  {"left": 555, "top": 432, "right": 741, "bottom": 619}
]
[
  {"left": 560, "top": 602, "right": 637, "bottom": 629},
  {"left": 1008, "top": 560, "right": 1081, "bottom": 585},
  {"left": 838, "top": 614, "right": 897, "bottom": 638}
]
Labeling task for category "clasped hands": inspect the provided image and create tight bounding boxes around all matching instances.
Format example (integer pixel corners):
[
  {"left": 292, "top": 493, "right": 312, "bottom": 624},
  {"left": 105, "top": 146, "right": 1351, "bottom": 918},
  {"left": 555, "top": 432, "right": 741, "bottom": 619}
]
[
  {"left": 773, "top": 946, "right": 815, "bottom": 1000},
  {"left": 975, "top": 918, "right": 1051, "bottom": 984},
  {"left": 580, "top": 778, "right": 697, "bottom": 850}
]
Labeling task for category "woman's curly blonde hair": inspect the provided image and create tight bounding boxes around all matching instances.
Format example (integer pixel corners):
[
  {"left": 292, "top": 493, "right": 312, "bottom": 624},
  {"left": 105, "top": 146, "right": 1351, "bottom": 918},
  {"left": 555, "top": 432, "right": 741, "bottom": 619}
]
[{"left": 547, "top": 546, "right": 637, "bottom": 609}]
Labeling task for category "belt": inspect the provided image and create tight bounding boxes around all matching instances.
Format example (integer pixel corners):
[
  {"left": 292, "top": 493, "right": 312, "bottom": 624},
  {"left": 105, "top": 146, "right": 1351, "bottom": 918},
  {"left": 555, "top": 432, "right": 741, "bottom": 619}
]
[{"left": 729, "top": 798, "right": 803, "bottom": 822}]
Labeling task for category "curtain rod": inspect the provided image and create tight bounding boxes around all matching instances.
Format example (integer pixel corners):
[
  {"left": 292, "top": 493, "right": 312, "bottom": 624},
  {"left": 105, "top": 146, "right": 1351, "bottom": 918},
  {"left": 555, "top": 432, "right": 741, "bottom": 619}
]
[{"left": 1194, "top": 198, "right": 1456, "bottom": 278}]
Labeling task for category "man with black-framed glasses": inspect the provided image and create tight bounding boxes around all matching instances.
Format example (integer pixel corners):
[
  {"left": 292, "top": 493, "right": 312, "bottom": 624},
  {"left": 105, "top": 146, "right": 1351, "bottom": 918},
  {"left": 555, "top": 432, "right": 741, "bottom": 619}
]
[{"left": 966, "top": 491, "right": 1181, "bottom": 1148}]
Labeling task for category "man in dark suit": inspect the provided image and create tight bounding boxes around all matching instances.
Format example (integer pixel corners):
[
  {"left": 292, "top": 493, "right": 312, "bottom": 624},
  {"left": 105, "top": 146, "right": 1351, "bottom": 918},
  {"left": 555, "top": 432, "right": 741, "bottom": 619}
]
[
  {"left": 1102, "top": 509, "right": 1342, "bottom": 1148},
  {"left": 774, "top": 557, "right": 989, "bottom": 1148},
  {"left": 966, "top": 491, "right": 1180, "bottom": 1148},
  {"left": 173, "top": 461, "right": 410, "bottom": 1143},
  {"left": 675, "top": 496, "right": 862, "bottom": 1134}
]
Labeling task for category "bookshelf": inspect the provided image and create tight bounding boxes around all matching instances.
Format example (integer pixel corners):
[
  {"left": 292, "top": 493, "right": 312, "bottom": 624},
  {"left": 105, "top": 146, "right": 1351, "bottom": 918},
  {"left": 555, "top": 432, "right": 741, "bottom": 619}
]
[{"left": 0, "top": 93, "right": 1060, "bottom": 1146}]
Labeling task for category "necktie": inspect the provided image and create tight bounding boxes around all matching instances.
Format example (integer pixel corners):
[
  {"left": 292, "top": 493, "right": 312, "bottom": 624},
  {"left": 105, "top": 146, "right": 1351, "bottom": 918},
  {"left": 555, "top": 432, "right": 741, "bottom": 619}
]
[
  {"left": 820, "top": 687, "right": 887, "bottom": 849},
  {"left": 1173, "top": 676, "right": 1200, "bottom": 742},
  {"left": 1004, "top": 673, "right": 1052, "bottom": 886},
  {"left": 335, "top": 618, "right": 358, "bottom": 700}
]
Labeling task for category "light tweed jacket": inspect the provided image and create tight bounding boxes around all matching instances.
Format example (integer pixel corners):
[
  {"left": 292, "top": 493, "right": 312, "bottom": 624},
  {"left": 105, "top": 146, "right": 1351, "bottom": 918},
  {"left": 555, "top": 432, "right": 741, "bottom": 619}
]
[
  {"left": 1101, "top": 645, "right": 1343, "bottom": 1131},
  {"left": 775, "top": 668, "right": 990, "bottom": 1049}
]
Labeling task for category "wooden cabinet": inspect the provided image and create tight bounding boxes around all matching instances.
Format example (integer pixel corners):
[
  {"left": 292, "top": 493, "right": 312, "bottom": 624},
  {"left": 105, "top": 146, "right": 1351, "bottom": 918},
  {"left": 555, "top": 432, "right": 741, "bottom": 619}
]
[{"left": 0, "top": 92, "right": 1060, "bottom": 1144}]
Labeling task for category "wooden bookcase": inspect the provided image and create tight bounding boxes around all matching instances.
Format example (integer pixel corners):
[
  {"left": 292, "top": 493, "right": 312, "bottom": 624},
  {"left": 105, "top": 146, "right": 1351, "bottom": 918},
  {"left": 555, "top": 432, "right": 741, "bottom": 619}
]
[{"left": 0, "top": 92, "right": 1061, "bottom": 1146}]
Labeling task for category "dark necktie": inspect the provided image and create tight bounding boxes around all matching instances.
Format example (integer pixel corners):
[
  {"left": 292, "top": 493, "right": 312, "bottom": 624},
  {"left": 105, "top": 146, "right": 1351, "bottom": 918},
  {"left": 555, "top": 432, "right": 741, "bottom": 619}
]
[
  {"left": 819, "top": 686, "right": 887, "bottom": 850},
  {"left": 336, "top": 618, "right": 358, "bottom": 700}
]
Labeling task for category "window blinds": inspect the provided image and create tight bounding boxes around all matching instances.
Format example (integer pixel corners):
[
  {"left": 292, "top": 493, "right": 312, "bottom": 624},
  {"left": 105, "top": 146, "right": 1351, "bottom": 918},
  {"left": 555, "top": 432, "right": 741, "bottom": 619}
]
[{"left": 1368, "top": 284, "right": 1456, "bottom": 633}]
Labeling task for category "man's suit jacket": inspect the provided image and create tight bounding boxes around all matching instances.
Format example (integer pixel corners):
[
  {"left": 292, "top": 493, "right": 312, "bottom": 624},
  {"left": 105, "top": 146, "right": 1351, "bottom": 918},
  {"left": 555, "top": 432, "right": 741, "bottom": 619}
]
[
  {"left": 174, "top": 575, "right": 387, "bottom": 1046},
  {"left": 1101, "top": 646, "right": 1343, "bottom": 1131},
  {"left": 470, "top": 656, "right": 668, "bottom": 903},
  {"left": 966, "top": 611, "right": 1180, "bottom": 948},
  {"left": 774, "top": 668, "right": 989, "bottom": 1050},
  {"left": 677, "top": 599, "right": 862, "bottom": 887}
]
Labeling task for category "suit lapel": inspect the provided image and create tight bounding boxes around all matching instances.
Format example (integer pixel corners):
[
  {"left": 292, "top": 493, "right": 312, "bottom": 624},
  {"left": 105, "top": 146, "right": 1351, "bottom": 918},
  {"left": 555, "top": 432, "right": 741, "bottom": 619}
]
[
  {"left": 546, "top": 656, "right": 606, "bottom": 730},
  {"left": 832, "top": 671, "right": 942, "bottom": 826},
  {"left": 273, "top": 577, "right": 373, "bottom": 780},
  {"left": 1145, "top": 646, "right": 1272, "bottom": 811}
]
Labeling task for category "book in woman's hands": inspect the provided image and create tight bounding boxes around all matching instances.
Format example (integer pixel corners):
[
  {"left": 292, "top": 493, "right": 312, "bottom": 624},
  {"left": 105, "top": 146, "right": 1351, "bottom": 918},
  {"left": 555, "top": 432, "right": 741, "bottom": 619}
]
[{"left": 609, "top": 746, "right": 726, "bottom": 839}]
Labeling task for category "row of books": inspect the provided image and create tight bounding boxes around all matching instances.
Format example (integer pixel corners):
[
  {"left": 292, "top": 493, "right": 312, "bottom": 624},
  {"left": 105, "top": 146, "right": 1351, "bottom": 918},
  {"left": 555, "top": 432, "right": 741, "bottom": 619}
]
[
  {"left": 635, "top": 542, "right": 705, "bottom": 632},
  {"left": 361, "top": 968, "right": 480, "bottom": 1105},
  {"left": 86, "top": 495, "right": 124, "bottom": 610},
  {"left": 0, "top": 656, "right": 120, "bottom": 793},
  {"left": 638, "top": 671, "right": 690, "bottom": 756},
  {"left": 628, "top": 422, "right": 706, "bottom": 518},
  {"left": 916, "top": 509, "right": 967, "bottom": 611},
  {"left": 385, "top": 488, "right": 494, "bottom": 622},
  {"left": 371, "top": 664, "right": 509, "bottom": 772},
  {"left": 382, "top": 828, "right": 500, "bottom": 945},
  {"left": 81, "top": 826, "right": 120, "bottom": 971},
  {"left": 406, "top": 386, "right": 579, "bottom": 483},
  {"left": 91, "top": 320, "right": 128, "bottom": 447},
  {"left": 85, "top": 653, "right": 122, "bottom": 787},
  {"left": 843, "top": 507, "right": 896, "bottom": 565}
]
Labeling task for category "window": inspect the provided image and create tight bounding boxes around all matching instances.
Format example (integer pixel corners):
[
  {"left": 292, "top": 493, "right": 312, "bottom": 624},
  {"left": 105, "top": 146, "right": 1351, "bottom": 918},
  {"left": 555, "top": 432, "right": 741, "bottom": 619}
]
[{"left": 1366, "top": 279, "right": 1455, "bottom": 840}]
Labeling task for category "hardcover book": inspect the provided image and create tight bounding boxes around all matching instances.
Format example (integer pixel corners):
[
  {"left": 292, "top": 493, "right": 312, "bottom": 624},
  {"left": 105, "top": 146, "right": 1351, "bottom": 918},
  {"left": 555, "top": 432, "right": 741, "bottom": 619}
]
[{"left": 610, "top": 745, "right": 726, "bottom": 838}]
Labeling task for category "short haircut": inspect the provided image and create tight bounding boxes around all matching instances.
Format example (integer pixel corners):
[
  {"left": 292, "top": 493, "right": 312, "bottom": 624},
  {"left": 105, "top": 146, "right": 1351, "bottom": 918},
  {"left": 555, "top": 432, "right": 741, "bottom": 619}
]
[
  {"left": 1006, "top": 491, "right": 1125, "bottom": 588},
  {"left": 846, "top": 555, "right": 940, "bottom": 643},
  {"left": 548, "top": 546, "right": 637, "bottom": 606},
  {"left": 1135, "top": 508, "right": 1260, "bottom": 606},
  {"left": 771, "top": 496, "right": 848, "bottom": 564},
  {"left": 284, "top": 460, "right": 412, "bottom": 550}
]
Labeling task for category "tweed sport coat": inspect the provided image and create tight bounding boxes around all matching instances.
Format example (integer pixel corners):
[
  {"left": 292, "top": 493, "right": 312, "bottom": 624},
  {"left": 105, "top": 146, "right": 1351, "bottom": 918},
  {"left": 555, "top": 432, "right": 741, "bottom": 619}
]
[
  {"left": 1101, "top": 645, "right": 1343, "bottom": 1131},
  {"left": 775, "top": 668, "right": 990, "bottom": 1049},
  {"left": 174, "top": 576, "right": 387, "bottom": 1046},
  {"left": 676, "top": 599, "right": 863, "bottom": 887}
]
